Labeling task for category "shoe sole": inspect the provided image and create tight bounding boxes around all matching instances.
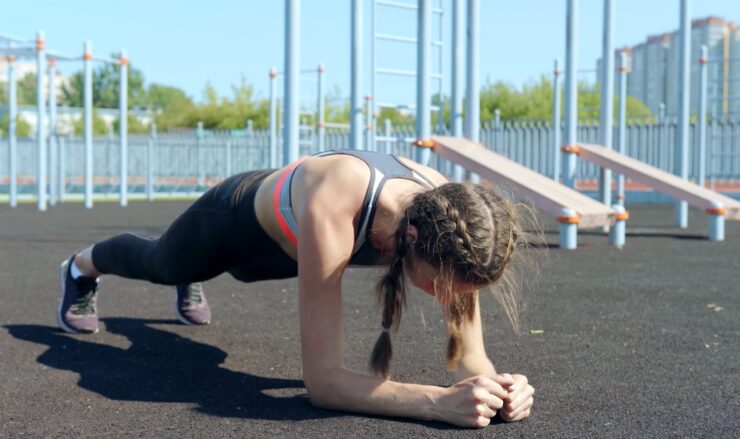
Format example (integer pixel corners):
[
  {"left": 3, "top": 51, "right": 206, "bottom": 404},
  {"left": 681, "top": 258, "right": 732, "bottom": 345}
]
[
  {"left": 57, "top": 259, "right": 98, "bottom": 334},
  {"left": 173, "top": 288, "right": 210, "bottom": 326}
]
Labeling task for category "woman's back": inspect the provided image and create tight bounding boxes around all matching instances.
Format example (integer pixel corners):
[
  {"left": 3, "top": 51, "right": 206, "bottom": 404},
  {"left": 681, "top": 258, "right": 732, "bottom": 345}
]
[{"left": 253, "top": 152, "right": 447, "bottom": 263}]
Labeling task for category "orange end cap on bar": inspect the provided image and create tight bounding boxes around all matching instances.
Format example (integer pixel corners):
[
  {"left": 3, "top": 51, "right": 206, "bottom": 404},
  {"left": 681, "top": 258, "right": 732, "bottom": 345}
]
[
  {"left": 561, "top": 145, "right": 581, "bottom": 154},
  {"left": 615, "top": 211, "right": 630, "bottom": 221},
  {"left": 412, "top": 139, "right": 435, "bottom": 148},
  {"left": 36, "top": 38, "right": 45, "bottom": 51},
  {"left": 48, "top": 57, "right": 57, "bottom": 67},
  {"left": 706, "top": 207, "right": 727, "bottom": 216},
  {"left": 119, "top": 56, "right": 129, "bottom": 66},
  {"left": 699, "top": 58, "right": 708, "bottom": 65},
  {"left": 269, "top": 70, "right": 278, "bottom": 78},
  {"left": 556, "top": 215, "right": 581, "bottom": 224},
  {"left": 6, "top": 55, "right": 16, "bottom": 62},
  {"left": 82, "top": 52, "right": 93, "bottom": 60}
]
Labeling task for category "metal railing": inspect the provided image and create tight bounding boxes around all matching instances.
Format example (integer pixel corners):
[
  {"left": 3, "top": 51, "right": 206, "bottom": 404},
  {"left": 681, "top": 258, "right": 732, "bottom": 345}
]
[{"left": 1, "top": 118, "right": 738, "bottom": 202}]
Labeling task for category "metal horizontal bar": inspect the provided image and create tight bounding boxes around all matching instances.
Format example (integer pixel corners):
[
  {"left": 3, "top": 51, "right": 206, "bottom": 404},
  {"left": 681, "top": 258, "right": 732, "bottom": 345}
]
[
  {"left": 376, "top": 33, "right": 416, "bottom": 44},
  {"left": 709, "top": 96, "right": 740, "bottom": 101},
  {"left": 376, "top": 101, "right": 412, "bottom": 109},
  {"left": 377, "top": 68, "right": 416, "bottom": 77},
  {"left": 706, "top": 57, "right": 740, "bottom": 63},
  {"left": 93, "top": 55, "right": 121, "bottom": 64},
  {"left": 375, "top": 0, "right": 442, "bottom": 14},
  {"left": 374, "top": 102, "right": 440, "bottom": 111},
  {"left": 272, "top": 68, "right": 323, "bottom": 77},
  {"left": 0, "top": 47, "right": 35, "bottom": 56},
  {"left": 375, "top": 68, "right": 443, "bottom": 79},
  {"left": 376, "top": 1, "right": 417, "bottom": 11},
  {"left": 47, "top": 51, "right": 80, "bottom": 61},
  {"left": 375, "top": 33, "right": 442, "bottom": 47},
  {"left": 0, "top": 33, "right": 30, "bottom": 44}
]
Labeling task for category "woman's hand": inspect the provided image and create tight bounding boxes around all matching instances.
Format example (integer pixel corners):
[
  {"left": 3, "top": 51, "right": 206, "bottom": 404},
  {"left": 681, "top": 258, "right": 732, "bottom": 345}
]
[
  {"left": 499, "top": 373, "right": 534, "bottom": 422},
  {"left": 435, "top": 374, "right": 514, "bottom": 428}
]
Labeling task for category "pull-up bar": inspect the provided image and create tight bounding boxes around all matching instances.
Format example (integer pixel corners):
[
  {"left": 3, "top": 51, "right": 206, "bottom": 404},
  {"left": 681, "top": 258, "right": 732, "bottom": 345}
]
[{"left": 2, "top": 31, "right": 129, "bottom": 211}]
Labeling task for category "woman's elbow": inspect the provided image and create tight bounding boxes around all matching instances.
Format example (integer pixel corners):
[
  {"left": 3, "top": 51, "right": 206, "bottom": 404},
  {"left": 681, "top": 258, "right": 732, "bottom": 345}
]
[{"left": 304, "top": 372, "right": 342, "bottom": 409}]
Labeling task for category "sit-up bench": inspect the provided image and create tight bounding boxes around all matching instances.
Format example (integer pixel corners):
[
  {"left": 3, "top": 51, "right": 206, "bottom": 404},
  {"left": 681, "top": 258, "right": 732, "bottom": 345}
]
[
  {"left": 571, "top": 143, "right": 740, "bottom": 241},
  {"left": 419, "top": 136, "right": 624, "bottom": 249}
]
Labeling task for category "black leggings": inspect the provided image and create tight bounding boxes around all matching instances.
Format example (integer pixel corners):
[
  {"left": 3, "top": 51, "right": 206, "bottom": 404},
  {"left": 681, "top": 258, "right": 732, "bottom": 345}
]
[{"left": 91, "top": 170, "right": 299, "bottom": 285}]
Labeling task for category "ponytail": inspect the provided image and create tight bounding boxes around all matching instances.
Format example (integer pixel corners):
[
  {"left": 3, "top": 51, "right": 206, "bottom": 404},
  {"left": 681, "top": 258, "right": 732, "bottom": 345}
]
[{"left": 369, "top": 224, "right": 408, "bottom": 378}]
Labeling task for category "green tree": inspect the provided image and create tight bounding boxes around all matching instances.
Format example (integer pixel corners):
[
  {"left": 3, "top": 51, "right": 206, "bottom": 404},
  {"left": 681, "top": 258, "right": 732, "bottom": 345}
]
[
  {"left": 430, "top": 92, "right": 451, "bottom": 129},
  {"left": 113, "top": 114, "right": 150, "bottom": 135},
  {"left": 183, "top": 77, "right": 269, "bottom": 130},
  {"left": 577, "top": 82, "right": 652, "bottom": 121},
  {"left": 479, "top": 75, "right": 652, "bottom": 122},
  {"left": 0, "top": 114, "right": 32, "bottom": 137},
  {"left": 147, "top": 83, "right": 195, "bottom": 130},
  {"left": 17, "top": 73, "right": 38, "bottom": 105},
  {"left": 72, "top": 110, "right": 108, "bottom": 136},
  {"left": 62, "top": 53, "right": 146, "bottom": 108},
  {"left": 324, "top": 85, "right": 349, "bottom": 124}
]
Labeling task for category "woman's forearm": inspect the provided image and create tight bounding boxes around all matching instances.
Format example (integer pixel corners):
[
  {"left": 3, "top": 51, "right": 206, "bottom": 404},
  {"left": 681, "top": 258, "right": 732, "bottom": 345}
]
[
  {"left": 453, "top": 354, "right": 497, "bottom": 382},
  {"left": 307, "top": 367, "right": 446, "bottom": 421}
]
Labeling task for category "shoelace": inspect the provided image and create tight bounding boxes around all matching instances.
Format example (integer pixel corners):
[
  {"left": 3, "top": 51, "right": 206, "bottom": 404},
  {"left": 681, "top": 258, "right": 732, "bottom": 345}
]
[
  {"left": 186, "top": 283, "right": 203, "bottom": 305},
  {"left": 74, "top": 279, "right": 98, "bottom": 314}
]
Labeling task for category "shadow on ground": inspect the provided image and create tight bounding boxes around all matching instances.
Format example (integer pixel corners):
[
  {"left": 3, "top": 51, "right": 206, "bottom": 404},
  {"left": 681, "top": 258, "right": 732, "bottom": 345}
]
[
  {"left": 4, "top": 318, "right": 464, "bottom": 430},
  {"left": 5, "top": 318, "right": 332, "bottom": 421}
]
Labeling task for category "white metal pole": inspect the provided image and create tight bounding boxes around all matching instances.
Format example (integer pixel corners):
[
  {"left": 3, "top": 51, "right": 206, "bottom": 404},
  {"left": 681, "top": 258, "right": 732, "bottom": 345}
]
[
  {"left": 675, "top": 0, "right": 691, "bottom": 228},
  {"left": 119, "top": 50, "right": 128, "bottom": 207},
  {"left": 283, "top": 0, "right": 301, "bottom": 165},
  {"left": 49, "top": 57, "right": 58, "bottom": 206},
  {"left": 451, "top": 0, "right": 464, "bottom": 182},
  {"left": 598, "top": 0, "right": 615, "bottom": 207},
  {"left": 36, "top": 31, "right": 47, "bottom": 211},
  {"left": 350, "top": 0, "right": 363, "bottom": 150},
  {"left": 416, "top": 0, "right": 432, "bottom": 165},
  {"left": 552, "top": 59, "right": 562, "bottom": 181},
  {"left": 563, "top": 0, "right": 579, "bottom": 190},
  {"left": 83, "top": 40, "right": 94, "bottom": 208},
  {"left": 7, "top": 48, "right": 18, "bottom": 208},
  {"left": 465, "top": 0, "right": 480, "bottom": 183}
]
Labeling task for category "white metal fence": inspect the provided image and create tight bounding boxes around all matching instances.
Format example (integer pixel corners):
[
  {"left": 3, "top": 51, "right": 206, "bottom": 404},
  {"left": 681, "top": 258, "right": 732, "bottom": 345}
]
[{"left": 1, "top": 118, "right": 739, "bottom": 201}]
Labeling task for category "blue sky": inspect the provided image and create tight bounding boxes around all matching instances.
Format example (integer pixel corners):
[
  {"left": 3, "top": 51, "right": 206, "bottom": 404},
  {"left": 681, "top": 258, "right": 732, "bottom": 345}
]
[{"left": 4, "top": 0, "right": 740, "bottom": 108}]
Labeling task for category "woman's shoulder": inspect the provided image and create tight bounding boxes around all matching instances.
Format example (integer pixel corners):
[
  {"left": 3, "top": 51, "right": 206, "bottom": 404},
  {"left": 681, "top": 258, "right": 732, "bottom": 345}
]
[
  {"left": 291, "top": 154, "right": 372, "bottom": 217},
  {"left": 395, "top": 156, "right": 449, "bottom": 187},
  {"left": 299, "top": 153, "right": 372, "bottom": 186}
]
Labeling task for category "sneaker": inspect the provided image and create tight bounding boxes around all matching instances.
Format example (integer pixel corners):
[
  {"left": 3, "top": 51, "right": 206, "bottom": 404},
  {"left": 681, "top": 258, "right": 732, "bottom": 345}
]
[
  {"left": 57, "top": 257, "right": 100, "bottom": 334},
  {"left": 174, "top": 283, "right": 211, "bottom": 325}
]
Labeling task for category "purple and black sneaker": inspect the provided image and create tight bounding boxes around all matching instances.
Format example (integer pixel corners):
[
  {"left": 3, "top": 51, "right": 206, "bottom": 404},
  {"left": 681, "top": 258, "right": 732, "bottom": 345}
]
[
  {"left": 57, "top": 257, "right": 100, "bottom": 334},
  {"left": 175, "top": 283, "right": 211, "bottom": 326}
]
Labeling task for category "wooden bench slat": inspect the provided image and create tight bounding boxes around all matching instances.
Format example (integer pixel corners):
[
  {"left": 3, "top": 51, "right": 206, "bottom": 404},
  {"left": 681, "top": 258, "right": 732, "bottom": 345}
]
[
  {"left": 577, "top": 143, "right": 740, "bottom": 220},
  {"left": 430, "top": 136, "right": 614, "bottom": 228}
]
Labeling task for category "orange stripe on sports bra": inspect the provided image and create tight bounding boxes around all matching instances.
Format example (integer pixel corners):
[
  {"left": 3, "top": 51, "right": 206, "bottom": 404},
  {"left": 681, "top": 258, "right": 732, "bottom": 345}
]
[{"left": 272, "top": 157, "right": 309, "bottom": 246}]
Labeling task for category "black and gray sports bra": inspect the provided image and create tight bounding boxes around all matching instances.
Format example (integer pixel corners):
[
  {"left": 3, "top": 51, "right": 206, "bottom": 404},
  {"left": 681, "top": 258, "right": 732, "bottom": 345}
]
[{"left": 275, "top": 150, "right": 436, "bottom": 265}]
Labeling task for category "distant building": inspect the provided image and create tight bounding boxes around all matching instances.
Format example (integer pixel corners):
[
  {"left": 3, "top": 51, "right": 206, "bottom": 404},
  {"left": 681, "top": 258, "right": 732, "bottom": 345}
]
[{"left": 598, "top": 16, "right": 740, "bottom": 119}]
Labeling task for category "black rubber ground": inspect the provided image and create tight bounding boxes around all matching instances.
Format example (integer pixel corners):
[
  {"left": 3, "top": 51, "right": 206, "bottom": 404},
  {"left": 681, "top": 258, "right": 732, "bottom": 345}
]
[{"left": 1, "top": 201, "right": 738, "bottom": 438}]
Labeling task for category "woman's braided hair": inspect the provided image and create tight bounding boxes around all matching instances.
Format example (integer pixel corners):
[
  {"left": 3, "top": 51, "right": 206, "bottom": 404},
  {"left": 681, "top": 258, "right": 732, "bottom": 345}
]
[{"left": 370, "top": 183, "right": 519, "bottom": 378}]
